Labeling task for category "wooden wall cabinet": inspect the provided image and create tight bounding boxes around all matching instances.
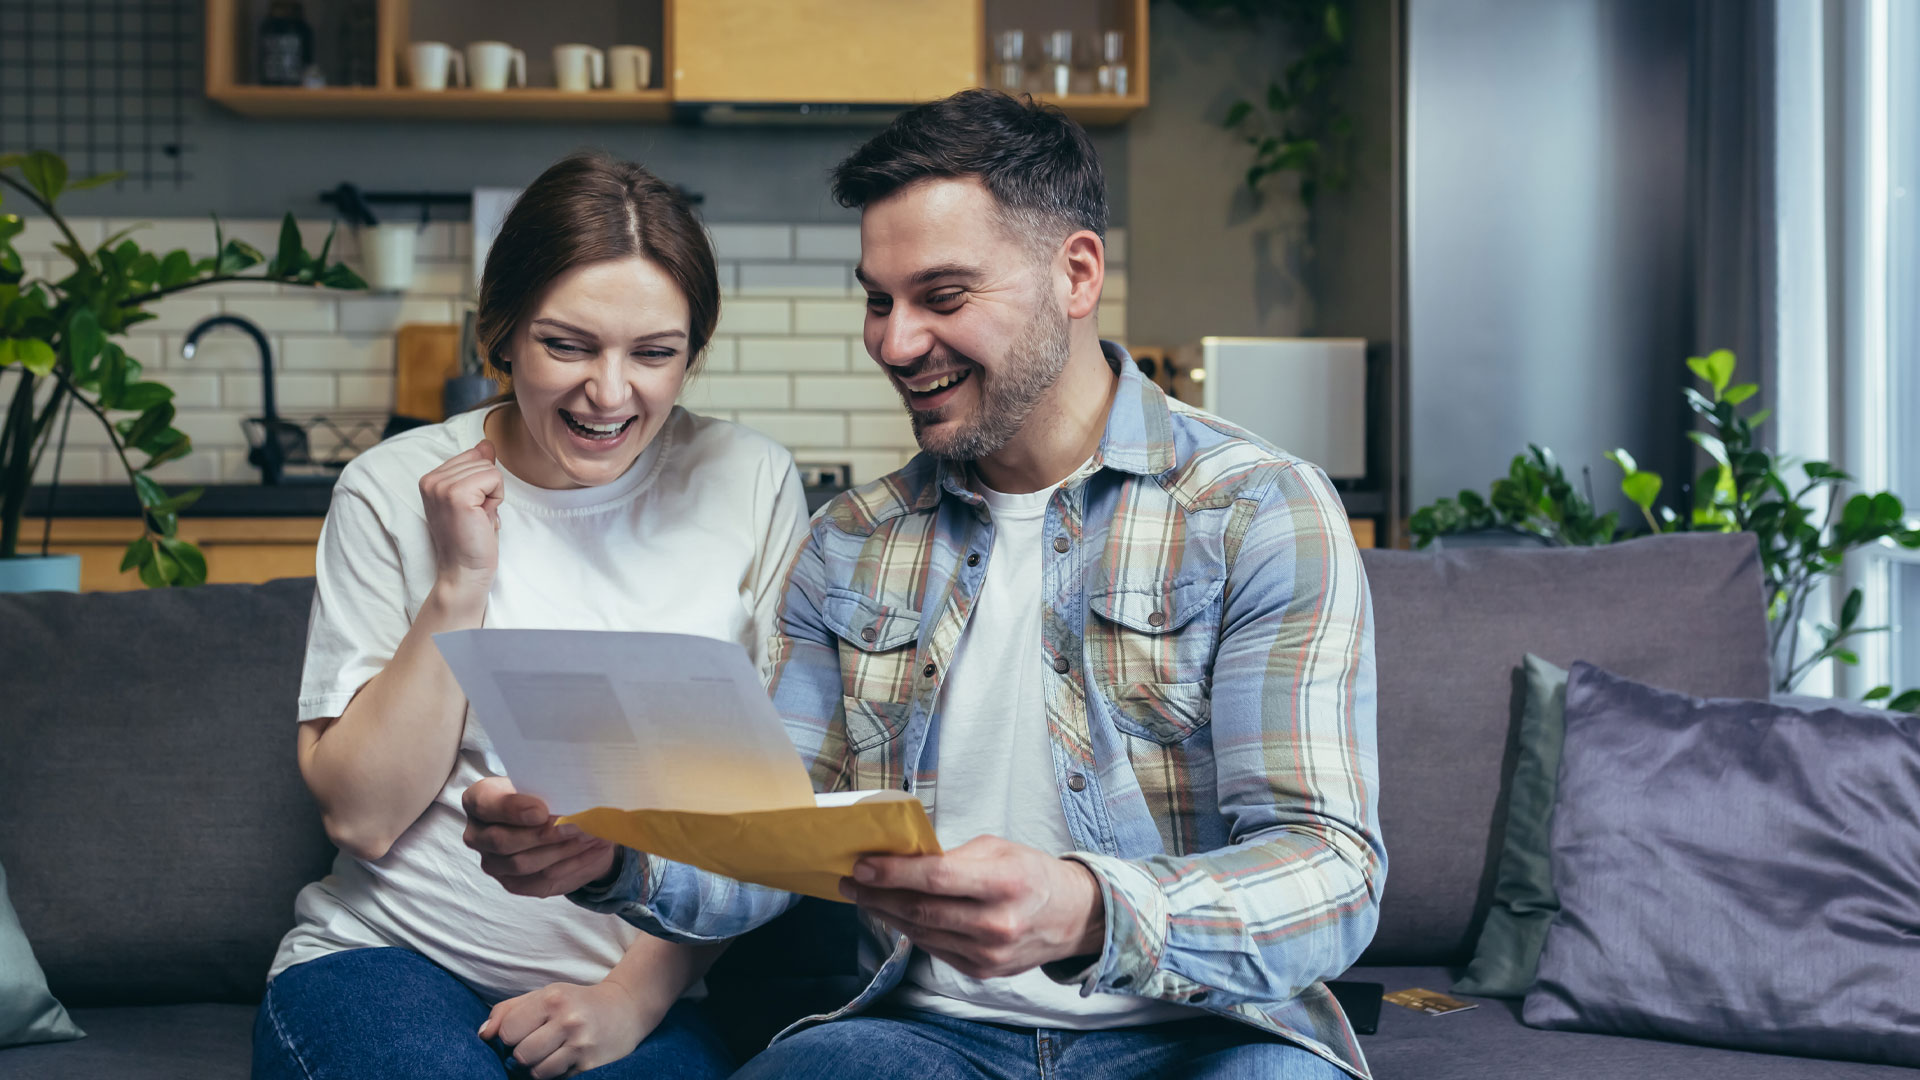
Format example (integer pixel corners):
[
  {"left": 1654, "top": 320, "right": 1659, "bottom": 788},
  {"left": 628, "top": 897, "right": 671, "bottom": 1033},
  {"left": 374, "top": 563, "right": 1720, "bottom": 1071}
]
[
  {"left": 205, "top": 0, "right": 1146, "bottom": 125},
  {"left": 32, "top": 518, "right": 322, "bottom": 592}
]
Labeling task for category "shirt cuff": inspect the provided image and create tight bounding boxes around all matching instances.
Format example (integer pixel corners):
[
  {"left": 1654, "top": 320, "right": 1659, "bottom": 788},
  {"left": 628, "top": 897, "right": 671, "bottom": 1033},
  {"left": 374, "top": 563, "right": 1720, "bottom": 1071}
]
[
  {"left": 1047, "top": 852, "right": 1172, "bottom": 996},
  {"left": 567, "top": 846, "right": 654, "bottom": 912}
]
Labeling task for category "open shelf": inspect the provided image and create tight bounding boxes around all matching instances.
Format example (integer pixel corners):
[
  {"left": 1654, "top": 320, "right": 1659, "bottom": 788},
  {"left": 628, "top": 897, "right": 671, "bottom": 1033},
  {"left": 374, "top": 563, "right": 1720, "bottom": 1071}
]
[{"left": 208, "top": 86, "right": 673, "bottom": 121}]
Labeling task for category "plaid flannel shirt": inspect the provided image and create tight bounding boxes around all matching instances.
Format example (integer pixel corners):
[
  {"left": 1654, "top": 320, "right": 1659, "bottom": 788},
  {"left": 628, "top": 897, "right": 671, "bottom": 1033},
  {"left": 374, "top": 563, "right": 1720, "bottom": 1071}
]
[{"left": 577, "top": 344, "right": 1384, "bottom": 1078}]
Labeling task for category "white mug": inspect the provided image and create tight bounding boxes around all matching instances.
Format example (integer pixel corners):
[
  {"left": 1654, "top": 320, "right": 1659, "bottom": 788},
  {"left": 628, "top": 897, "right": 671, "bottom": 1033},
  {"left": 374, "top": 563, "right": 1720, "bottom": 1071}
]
[
  {"left": 407, "top": 41, "right": 463, "bottom": 91},
  {"left": 553, "top": 44, "right": 605, "bottom": 92},
  {"left": 465, "top": 41, "right": 526, "bottom": 92},
  {"left": 608, "top": 44, "right": 651, "bottom": 92},
  {"left": 358, "top": 224, "right": 417, "bottom": 293}
]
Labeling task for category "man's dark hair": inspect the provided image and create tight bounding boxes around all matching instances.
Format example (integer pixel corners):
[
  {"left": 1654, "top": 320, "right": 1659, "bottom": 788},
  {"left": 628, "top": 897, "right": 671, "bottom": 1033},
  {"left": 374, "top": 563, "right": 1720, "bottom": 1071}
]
[{"left": 831, "top": 89, "right": 1108, "bottom": 252}]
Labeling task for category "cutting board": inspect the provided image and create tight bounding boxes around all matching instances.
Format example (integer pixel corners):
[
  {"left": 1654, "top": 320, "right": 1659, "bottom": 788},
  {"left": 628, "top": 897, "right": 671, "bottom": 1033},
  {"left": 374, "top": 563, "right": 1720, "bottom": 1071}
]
[{"left": 394, "top": 322, "right": 462, "bottom": 422}]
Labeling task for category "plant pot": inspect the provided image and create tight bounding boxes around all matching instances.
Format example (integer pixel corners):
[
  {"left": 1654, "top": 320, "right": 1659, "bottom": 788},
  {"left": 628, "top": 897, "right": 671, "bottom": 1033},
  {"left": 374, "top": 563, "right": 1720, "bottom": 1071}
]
[{"left": 0, "top": 553, "right": 81, "bottom": 593}]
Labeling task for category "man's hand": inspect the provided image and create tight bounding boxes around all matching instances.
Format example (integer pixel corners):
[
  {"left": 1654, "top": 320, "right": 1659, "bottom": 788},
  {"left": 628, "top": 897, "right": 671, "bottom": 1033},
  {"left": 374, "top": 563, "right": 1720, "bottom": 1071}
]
[
  {"left": 839, "top": 835, "right": 1105, "bottom": 980},
  {"left": 479, "top": 979, "right": 661, "bottom": 1080},
  {"left": 462, "top": 777, "right": 619, "bottom": 898}
]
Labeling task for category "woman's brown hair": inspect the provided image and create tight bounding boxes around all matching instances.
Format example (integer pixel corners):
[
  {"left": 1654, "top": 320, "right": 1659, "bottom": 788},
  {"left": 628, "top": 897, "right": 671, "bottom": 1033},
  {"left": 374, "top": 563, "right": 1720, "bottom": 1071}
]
[{"left": 476, "top": 152, "right": 718, "bottom": 387}]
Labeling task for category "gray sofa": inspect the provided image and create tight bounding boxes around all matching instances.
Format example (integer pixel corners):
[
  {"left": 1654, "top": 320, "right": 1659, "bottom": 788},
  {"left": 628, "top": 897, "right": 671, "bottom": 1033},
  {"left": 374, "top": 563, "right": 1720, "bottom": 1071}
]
[{"left": 2, "top": 533, "right": 1910, "bottom": 1079}]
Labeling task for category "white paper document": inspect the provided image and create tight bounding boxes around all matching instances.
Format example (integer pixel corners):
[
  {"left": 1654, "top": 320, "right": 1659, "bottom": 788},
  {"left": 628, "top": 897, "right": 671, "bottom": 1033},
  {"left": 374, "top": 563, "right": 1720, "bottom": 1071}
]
[{"left": 433, "top": 628, "right": 818, "bottom": 816}]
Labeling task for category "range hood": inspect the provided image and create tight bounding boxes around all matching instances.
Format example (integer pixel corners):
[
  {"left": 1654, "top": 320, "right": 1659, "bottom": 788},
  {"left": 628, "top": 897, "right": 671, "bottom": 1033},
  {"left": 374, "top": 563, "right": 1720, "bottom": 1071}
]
[{"left": 672, "top": 0, "right": 979, "bottom": 116}]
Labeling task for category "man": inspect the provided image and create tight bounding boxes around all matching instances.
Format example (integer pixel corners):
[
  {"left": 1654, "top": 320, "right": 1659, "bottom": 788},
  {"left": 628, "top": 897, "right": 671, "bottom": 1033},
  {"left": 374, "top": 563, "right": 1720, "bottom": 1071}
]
[{"left": 466, "top": 89, "right": 1384, "bottom": 1080}]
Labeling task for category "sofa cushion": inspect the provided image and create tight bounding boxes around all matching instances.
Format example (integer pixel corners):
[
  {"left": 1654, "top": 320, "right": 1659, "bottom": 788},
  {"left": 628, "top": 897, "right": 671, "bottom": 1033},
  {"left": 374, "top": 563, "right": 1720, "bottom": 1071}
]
[
  {"left": 0, "top": 579, "right": 334, "bottom": 1007},
  {"left": 1348, "top": 966, "right": 1919, "bottom": 1079},
  {"left": 0, "top": 859, "right": 82, "bottom": 1048},
  {"left": 1357, "top": 533, "right": 1771, "bottom": 964},
  {"left": 0, "top": 1004, "right": 253, "bottom": 1080},
  {"left": 1523, "top": 666, "right": 1920, "bottom": 1067}
]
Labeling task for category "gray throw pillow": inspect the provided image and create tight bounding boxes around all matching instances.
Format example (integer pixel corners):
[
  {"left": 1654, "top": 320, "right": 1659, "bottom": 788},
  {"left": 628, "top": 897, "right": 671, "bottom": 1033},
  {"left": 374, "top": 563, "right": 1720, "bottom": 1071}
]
[
  {"left": 0, "top": 859, "right": 83, "bottom": 1048},
  {"left": 1453, "top": 654, "right": 1566, "bottom": 998},
  {"left": 1524, "top": 663, "right": 1920, "bottom": 1067}
]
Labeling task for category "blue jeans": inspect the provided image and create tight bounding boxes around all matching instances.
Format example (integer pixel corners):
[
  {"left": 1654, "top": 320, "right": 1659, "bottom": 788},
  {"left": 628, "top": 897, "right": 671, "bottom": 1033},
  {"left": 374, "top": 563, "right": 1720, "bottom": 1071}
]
[
  {"left": 252, "top": 946, "right": 733, "bottom": 1080},
  {"left": 730, "top": 1003, "right": 1349, "bottom": 1080}
]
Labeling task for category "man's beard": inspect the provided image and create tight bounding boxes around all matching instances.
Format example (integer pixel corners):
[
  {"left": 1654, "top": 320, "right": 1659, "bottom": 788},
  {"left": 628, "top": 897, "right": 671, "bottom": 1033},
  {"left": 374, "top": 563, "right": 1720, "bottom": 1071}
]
[{"left": 906, "top": 296, "right": 1071, "bottom": 462}]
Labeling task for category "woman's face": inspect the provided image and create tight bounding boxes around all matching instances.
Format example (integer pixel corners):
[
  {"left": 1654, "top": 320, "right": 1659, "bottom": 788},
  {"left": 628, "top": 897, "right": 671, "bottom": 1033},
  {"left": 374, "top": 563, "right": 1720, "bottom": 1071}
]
[{"left": 499, "top": 256, "right": 692, "bottom": 489}]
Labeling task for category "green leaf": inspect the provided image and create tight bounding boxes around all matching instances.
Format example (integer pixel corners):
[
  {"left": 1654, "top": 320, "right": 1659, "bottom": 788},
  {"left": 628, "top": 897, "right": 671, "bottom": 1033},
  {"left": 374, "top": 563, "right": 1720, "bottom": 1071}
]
[
  {"left": 1267, "top": 81, "right": 1289, "bottom": 112},
  {"left": 158, "top": 486, "right": 204, "bottom": 514},
  {"left": 1723, "top": 382, "right": 1758, "bottom": 405},
  {"left": 1889, "top": 690, "right": 1920, "bottom": 714},
  {"left": 139, "top": 542, "right": 177, "bottom": 587},
  {"left": 1865, "top": 685, "right": 1893, "bottom": 702},
  {"left": 217, "top": 238, "right": 263, "bottom": 275},
  {"left": 1832, "top": 649, "right": 1860, "bottom": 666},
  {"left": 1803, "top": 461, "right": 1850, "bottom": 483},
  {"left": 158, "top": 249, "right": 196, "bottom": 288},
  {"left": 115, "top": 381, "right": 173, "bottom": 412},
  {"left": 142, "top": 429, "right": 191, "bottom": 469},
  {"left": 64, "top": 307, "right": 104, "bottom": 369},
  {"left": 69, "top": 169, "right": 126, "bottom": 191},
  {"left": 120, "top": 402, "right": 175, "bottom": 451},
  {"left": 119, "top": 537, "right": 154, "bottom": 573},
  {"left": 271, "top": 212, "right": 305, "bottom": 277},
  {"left": 1840, "top": 493, "right": 1872, "bottom": 536},
  {"left": 157, "top": 537, "right": 207, "bottom": 586},
  {"left": 317, "top": 262, "right": 367, "bottom": 290},
  {"left": 14, "top": 336, "right": 55, "bottom": 376},
  {"left": 1704, "top": 348, "right": 1736, "bottom": 393},
  {"left": 1747, "top": 407, "right": 1771, "bottom": 429},
  {"left": 1840, "top": 587, "right": 1863, "bottom": 631},
  {"left": 1871, "top": 492, "right": 1903, "bottom": 527},
  {"left": 1688, "top": 430, "right": 1731, "bottom": 468},
  {"left": 1224, "top": 100, "right": 1252, "bottom": 127},
  {"left": 20, "top": 151, "right": 68, "bottom": 204},
  {"left": 1622, "top": 471, "right": 1662, "bottom": 511},
  {"left": 132, "top": 472, "right": 168, "bottom": 509},
  {"left": 1324, "top": 2, "right": 1346, "bottom": 44},
  {"left": 1606, "top": 448, "right": 1639, "bottom": 474}
]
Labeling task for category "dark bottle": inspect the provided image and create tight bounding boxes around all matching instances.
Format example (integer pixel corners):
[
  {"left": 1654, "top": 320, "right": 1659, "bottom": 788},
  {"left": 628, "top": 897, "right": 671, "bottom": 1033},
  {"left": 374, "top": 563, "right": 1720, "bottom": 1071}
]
[{"left": 257, "top": 1, "right": 313, "bottom": 87}]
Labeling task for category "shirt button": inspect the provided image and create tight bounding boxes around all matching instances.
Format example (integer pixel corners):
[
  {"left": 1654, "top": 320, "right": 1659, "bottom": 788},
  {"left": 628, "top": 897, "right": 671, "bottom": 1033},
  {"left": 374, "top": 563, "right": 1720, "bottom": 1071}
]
[
  {"left": 1053, "top": 536, "right": 1070, "bottom": 553},
  {"left": 1067, "top": 773, "right": 1088, "bottom": 792},
  {"left": 922, "top": 662, "right": 936, "bottom": 678},
  {"left": 967, "top": 552, "right": 980, "bottom": 566},
  {"left": 860, "top": 627, "right": 877, "bottom": 643},
  {"left": 1052, "top": 655, "right": 1070, "bottom": 674},
  {"left": 1147, "top": 611, "right": 1166, "bottom": 628}
]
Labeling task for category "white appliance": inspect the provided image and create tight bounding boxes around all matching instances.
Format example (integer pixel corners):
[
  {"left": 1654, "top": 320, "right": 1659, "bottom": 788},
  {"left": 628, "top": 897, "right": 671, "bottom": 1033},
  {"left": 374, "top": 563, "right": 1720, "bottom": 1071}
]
[{"left": 1186, "top": 337, "right": 1368, "bottom": 480}]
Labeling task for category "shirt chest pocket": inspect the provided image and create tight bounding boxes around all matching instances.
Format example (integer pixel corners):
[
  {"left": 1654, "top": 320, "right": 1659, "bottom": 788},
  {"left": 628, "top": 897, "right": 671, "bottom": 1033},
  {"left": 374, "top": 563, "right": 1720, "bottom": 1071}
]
[
  {"left": 1086, "top": 575, "right": 1225, "bottom": 744},
  {"left": 821, "top": 589, "right": 922, "bottom": 753}
]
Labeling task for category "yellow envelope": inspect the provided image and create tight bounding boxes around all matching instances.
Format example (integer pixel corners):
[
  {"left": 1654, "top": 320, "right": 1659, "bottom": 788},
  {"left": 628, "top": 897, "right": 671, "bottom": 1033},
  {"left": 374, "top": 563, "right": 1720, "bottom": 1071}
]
[{"left": 561, "top": 791, "right": 941, "bottom": 903}]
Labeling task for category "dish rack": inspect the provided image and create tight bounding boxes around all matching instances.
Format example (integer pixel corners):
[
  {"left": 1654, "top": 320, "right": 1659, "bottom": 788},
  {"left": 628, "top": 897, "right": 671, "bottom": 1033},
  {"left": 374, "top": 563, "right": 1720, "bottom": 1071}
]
[{"left": 242, "top": 411, "right": 393, "bottom": 483}]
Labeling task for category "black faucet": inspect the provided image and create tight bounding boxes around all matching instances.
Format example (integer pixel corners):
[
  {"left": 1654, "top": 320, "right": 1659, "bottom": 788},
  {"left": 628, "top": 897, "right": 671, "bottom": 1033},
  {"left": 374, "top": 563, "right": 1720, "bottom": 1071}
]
[{"left": 182, "top": 314, "right": 298, "bottom": 485}]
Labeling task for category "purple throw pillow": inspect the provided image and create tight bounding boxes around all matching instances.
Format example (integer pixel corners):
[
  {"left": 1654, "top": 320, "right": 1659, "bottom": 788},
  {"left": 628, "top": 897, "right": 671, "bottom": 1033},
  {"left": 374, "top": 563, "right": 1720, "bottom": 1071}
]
[{"left": 1523, "top": 663, "right": 1920, "bottom": 1067}]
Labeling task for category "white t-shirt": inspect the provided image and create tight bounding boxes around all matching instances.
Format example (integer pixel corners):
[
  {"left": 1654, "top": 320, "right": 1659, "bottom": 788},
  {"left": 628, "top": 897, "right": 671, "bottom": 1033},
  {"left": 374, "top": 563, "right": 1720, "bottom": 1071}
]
[
  {"left": 898, "top": 472, "right": 1196, "bottom": 1029},
  {"left": 272, "top": 404, "right": 808, "bottom": 999}
]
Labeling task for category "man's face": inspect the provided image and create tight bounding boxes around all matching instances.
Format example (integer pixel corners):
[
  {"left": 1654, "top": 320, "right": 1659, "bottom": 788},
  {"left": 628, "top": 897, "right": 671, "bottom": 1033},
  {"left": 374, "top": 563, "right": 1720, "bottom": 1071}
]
[{"left": 855, "top": 177, "right": 1071, "bottom": 461}]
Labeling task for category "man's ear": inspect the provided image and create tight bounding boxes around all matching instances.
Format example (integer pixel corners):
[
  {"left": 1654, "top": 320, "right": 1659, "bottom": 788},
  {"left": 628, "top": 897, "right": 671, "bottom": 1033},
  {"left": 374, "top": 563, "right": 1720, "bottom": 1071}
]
[{"left": 1059, "top": 230, "right": 1105, "bottom": 321}]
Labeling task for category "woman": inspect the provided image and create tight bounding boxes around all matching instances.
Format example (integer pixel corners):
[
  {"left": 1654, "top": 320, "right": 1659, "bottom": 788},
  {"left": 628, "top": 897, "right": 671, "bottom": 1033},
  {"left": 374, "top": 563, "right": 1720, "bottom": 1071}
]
[{"left": 252, "top": 152, "right": 807, "bottom": 1080}]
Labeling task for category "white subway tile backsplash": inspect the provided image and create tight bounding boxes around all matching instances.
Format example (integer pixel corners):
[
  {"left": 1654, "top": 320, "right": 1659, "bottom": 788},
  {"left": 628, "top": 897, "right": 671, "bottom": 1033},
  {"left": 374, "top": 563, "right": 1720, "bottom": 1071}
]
[
  {"left": 146, "top": 453, "right": 224, "bottom": 485},
  {"left": 737, "top": 263, "right": 850, "bottom": 297},
  {"left": 14, "top": 215, "right": 102, "bottom": 255},
  {"left": 1097, "top": 302, "right": 1128, "bottom": 340},
  {"left": 403, "top": 261, "right": 475, "bottom": 299},
  {"left": 1105, "top": 227, "right": 1128, "bottom": 267},
  {"left": 119, "top": 334, "right": 166, "bottom": 371},
  {"left": 680, "top": 374, "right": 791, "bottom": 411},
  {"left": 337, "top": 296, "right": 457, "bottom": 335},
  {"left": 794, "top": 224, "right": 862, "bottom": 262},
  {"left": 793, "top": 372, "right": 902, "bottom": 411},
  {"left": 734, "top": 411, "right": 847, "bottom": 448},
  {"left": 737, "top": 337, "right": 850, "bottom": 373},
  {"left": 708, "top": 225, "right": 793, "bottom": 261},
  {"left": 792, "top": 299, "right": 867, "bottom": 336},
  {"left": 223, "top": 373, "right": 335, "bottom": 410},
  {"left": 716, "top": 262, "right": 739, "bottom": 295},
  {"left": 222, "top": 296, "right": 337, "bottom": 333},
  {"left": 163, "top": 374, "right": 222, "bottom": 410},
  {"left": 716, "top": 299, "right": 793, "bottom": 336},
  {"left": 789, "top": 448, "right": 914, "bottom": 485},
  {"left": 283, "top": 336, "right": 394, "bottom": 372},
  {"left": 848, "top": 411, "right": 917, "bottom": 449},
  {"left": 1103, "top": 268, "right": 1128, "bottom": 300},
  {"left": 336, "top": 375, "right": 396, "bottom": 409},
  {"left": 699, "top": 337, "right": 738, "bottom": 372},
  {"left": 170, "top": 410, "right": 251, "bottom": 449},
  {"left": 34, "top": 447, "right": 108, "bottom": 485}
]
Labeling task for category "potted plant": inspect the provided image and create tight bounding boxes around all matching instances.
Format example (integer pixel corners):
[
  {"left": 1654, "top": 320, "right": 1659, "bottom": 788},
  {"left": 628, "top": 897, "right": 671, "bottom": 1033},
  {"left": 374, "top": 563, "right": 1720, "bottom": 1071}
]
[
  {"left": 0, "top": 150, "right": 364, "bottom": 591},
  {"left": 1410, "top": 349, "right": 1920, "bottom": 710}
]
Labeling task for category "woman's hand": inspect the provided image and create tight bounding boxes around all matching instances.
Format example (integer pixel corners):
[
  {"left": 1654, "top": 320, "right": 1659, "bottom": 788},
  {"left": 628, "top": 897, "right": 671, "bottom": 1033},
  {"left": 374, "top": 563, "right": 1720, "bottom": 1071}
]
[
  {"left": 480, "top": 979, "right": 663, "bottom": 1079},
  {"left": 421, "top": 440, "right": 506, "bottom": 599}
]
